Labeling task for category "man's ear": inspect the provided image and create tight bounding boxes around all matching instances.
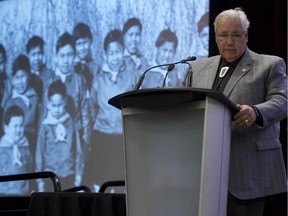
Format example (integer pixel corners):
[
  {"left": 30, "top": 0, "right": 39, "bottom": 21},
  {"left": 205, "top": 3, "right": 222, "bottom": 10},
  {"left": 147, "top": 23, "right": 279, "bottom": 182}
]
[{"left": 245, "top": 31, "right": 248, "bottom": 42}]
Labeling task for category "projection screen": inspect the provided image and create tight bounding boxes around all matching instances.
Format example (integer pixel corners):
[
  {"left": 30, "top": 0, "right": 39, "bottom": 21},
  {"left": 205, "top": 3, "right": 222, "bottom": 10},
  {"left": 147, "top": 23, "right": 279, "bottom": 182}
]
[{"left": 0, "top": 0, "right": 209, "bottom": 194}]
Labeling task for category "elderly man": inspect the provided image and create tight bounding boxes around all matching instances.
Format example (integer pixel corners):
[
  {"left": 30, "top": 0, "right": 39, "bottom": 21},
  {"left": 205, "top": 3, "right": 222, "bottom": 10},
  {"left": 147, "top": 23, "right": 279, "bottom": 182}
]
[{"left": 184, "top": 8, "right": 287, "bottom": 216}]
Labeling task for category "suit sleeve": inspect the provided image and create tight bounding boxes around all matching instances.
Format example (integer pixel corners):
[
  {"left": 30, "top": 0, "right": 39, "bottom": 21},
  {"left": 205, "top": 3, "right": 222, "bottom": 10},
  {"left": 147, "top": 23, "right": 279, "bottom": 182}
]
[{"left": 256, "top": 57, "right": 287, "bottom": 127}]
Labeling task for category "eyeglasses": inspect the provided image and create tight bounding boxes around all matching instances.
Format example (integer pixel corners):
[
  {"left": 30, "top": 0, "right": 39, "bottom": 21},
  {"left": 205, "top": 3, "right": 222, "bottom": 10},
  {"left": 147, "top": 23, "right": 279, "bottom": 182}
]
[{"left": 217, "top": 32, "right": 246, "bottom": 41}]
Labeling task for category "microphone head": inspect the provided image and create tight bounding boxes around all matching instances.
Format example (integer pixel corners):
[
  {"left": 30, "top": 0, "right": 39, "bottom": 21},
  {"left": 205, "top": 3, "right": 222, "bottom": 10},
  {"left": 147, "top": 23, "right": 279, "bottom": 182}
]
[
  {"left": 186, "top": 56, "right": 197, "bottom": 61},
  {"left": 180, "top": 56, "right": 197, "bottom": 63}
]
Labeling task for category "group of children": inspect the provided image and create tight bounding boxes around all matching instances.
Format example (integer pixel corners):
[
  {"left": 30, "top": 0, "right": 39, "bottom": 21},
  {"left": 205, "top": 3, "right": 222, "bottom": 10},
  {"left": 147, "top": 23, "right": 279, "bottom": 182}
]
[{"left": 0, "top": 18, "right": 181, "bottom": 194}]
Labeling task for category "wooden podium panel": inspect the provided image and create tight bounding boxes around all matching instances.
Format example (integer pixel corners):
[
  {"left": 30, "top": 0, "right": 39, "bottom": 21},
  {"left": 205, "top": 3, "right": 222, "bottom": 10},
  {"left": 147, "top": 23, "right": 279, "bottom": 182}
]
[{"left": 109, "top": 88, "right": 236, "bottom": 216}]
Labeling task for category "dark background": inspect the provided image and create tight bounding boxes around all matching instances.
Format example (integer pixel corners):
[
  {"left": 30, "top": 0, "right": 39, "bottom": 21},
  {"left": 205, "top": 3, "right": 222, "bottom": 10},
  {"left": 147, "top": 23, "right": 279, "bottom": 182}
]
[
  {"left": 209, "top": 0, "right": 287, "bottom": 215},
  {"left": 209, "top": 0, "right": 287, "bottom": 61}
]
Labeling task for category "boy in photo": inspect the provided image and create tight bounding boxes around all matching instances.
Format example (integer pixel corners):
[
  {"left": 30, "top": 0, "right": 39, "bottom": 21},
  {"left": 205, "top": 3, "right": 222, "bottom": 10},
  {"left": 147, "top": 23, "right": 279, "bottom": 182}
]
[
  {"left": 0, "top": 105, "right": 32, "bottom": 195},
  {"left": 142, "top": 29, "right": 180, "bottom": 88},
  {"left": 46, "top": 32, "right": 91, "bottom": 157},
  {"left": 88, "top": 29, "right": 134, "bottom": 191},
  {"left": 35, "top": 80, "right": 83, "bottom": 191},
  {"left": 26, "top": 35, "right": 53, "bottom": 100},
  {"left": 73, "top": 23, "right": 100, "bottom": 94}
]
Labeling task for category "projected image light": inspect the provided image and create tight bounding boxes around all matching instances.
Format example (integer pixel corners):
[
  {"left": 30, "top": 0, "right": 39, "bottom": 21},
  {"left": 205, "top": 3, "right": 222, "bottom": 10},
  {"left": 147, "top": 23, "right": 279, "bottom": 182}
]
[{"left": 0, "top": 0, "right": 209, "bottom": 194}]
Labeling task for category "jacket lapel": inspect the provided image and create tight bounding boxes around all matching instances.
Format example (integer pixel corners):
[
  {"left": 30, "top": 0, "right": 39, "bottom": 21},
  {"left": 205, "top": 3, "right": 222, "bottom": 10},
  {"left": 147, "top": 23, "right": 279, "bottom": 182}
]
[
  {"left": 223, "top": 48, "right": 253, "bottom": 97},
  {"left": 197, "top": 56, "right": 220, "bottom": 89}
]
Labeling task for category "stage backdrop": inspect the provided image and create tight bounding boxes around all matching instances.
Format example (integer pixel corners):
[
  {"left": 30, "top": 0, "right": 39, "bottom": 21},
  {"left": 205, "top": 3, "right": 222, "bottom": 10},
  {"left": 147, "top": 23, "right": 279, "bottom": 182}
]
[{"left": 0, "top": 0, "right": 209, "bottom": 194}]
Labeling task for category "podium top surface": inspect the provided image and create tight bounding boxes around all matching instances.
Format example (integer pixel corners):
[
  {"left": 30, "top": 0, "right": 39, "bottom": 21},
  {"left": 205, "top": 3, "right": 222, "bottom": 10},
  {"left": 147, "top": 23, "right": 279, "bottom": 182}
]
[{"left": 108, "top": 88, "right": 238, "bottom": 115}]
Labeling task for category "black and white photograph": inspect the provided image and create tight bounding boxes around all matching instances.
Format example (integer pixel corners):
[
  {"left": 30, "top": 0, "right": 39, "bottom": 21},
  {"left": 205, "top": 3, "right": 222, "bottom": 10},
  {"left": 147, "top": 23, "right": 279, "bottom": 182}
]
[{"left": 0, "top": 0, "right": 209, "bottom": 194}]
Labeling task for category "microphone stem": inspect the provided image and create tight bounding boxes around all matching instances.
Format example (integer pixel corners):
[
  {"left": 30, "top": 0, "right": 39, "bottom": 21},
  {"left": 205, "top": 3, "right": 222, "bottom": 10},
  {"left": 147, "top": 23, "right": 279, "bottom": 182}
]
[
  {"left": 162, "top": 64, "right": 175, "bottom": 87},
  {"left": 134, "top": 63, "right": 174, "bottom": 90},
  {"left": 134, "top": 56, "right": 196, "bottom": 90},
  {"left": 184, "top": 62, "right": 193, "bottom": 88}
]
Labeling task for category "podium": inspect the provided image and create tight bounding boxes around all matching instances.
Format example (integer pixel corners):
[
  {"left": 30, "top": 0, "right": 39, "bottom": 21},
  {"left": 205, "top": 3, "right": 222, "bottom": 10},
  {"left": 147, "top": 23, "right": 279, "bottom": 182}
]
[{"left": 108, "top": 88, "right": 237, "bottom": 216}]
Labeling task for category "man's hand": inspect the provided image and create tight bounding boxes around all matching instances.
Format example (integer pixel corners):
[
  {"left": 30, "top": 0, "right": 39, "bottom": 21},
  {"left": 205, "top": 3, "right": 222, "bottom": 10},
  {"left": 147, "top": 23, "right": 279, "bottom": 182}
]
[{"left": 232, "top": 104, "right": 256, "bottom": 128}]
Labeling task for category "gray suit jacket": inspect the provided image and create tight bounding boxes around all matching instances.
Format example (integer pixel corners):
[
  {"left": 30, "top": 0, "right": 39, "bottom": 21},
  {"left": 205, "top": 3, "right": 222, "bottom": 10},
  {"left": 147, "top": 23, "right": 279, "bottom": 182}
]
[{"left": 188, "top": 47, "right": 287, "bottom": 199}]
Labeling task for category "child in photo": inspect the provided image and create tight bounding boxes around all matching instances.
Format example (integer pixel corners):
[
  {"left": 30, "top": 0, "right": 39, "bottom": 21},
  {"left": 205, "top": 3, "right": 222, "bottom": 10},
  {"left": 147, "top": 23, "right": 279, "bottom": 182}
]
[
  {"left": 73, "top": 22, "right": 101, "bottom": 94},
  {"left": 0, "top": 44, "right": 9, "bottom": 136},
  {"left": 91, "top": 29, "right": 135, "bottom": 135},
  {"left": 89, "top": 29, "right": 134, "bottom": 191},
  {"left": 26, "top": 35, "right": 53, "bottom": 100},
  {"left": 35, "top": 80, "right": 83, "bottom": 191},
  {"left": 2, "top": 54, "right": 39, "bottom": 157},
  {"left": 141, "top": 29, "right": 180, "bottom": 88},
  {"left": 122, "top": 18, "right": 148, "bottom": 83},
  {"left": 195, "top": 12, "right": 209, "bottom": 60},
  {"left": 46, "top": 32, "right": 91, "bottom": 154},
  {"left": 0, "top": 105, "right": 32, "bottom": 195}
]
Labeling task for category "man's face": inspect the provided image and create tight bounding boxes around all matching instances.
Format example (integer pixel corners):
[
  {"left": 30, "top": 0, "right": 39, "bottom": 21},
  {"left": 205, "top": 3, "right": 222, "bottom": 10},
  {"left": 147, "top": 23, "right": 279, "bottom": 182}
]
[
  {"left": 56, "top": 44, "right": 75, "bottom": 74},
  {"left": 156, "top": 41, "right": 175, "bottom": 65},
  {"left": 12, "top": 70, "right": 29, "bottom": 94},
  {"left": 105, "top": 42, "right": 124, "bottom": 71},
  {"left": 0, "top": 53, "right": 5, "bottom": 73},
  {"left": 123, "top": 26, "right": 141, "bottom": 55},
  {"left": 4, "top": 115, "right": 24, "bottom": 142},
  {"left": 47, "top": 93, "right": 66, "bottom": 119},
  {"left": 75, "top": 38, "right": 91, "bottom": 60},
  {"left": 215, "top": 17, "right": 248, "bottom": 62},
  {"left": 28, "top": 46, "right": 44, "bottom": 72}
]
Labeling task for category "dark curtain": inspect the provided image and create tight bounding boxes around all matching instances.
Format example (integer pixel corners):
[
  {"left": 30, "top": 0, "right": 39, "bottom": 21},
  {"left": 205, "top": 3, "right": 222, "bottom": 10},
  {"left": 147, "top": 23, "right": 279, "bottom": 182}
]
[{"left": 209, "top": 0, "right": 287, "bottom": 61}]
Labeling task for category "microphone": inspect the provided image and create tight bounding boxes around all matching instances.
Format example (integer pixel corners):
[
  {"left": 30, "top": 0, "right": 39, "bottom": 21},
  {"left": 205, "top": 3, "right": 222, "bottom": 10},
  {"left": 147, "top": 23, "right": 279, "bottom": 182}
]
[
  {"left": 133, "top": 62, "right": 172, "bottom": 90},
  {"left": 162, "top": 56, "right": 196, "bottom": 87},
  {"left": 179, "top": 56, "right": 197, "bottom": 63},
  {"left": 183, "top": 62, "right": 193, "bottom": 88},
  {"left": 162, "top": 64, "right": 175, "bottom": 87},
  {"left": 134, "top": 56, "right": 196, "bottom": 90}
]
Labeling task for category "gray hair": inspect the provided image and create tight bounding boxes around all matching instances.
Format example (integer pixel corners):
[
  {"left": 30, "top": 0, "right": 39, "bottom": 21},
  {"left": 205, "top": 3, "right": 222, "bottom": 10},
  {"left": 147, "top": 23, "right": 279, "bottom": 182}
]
[{"left": 214, "top": 8, "right": 250, "bottom": 32}]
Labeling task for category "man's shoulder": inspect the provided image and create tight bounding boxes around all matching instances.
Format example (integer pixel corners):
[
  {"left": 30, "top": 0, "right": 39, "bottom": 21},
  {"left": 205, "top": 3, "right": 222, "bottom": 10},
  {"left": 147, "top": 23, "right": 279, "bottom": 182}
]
[
  {"left": 245, "top": 49, "right": 284, "bottom": 63},
  {"left": 191, "top": 55, "right": 220, "bottom": 70},
  {"left": 257, "top": 53, "right": 284, "bottom": 63},
  {"left": 194, "top": 55, "right": 219, "bottom": 64}
]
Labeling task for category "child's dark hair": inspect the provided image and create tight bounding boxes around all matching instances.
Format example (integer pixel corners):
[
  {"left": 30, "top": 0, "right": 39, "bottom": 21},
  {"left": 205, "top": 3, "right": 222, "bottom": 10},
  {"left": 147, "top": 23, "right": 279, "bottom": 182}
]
[
  {"left": 3, "top": 105, "right": 24, "bottom": 126},
  {"left": 48, "top": 80, "right": 67, "bottom": 100},
  {"left": 12, "top": 54, "right": 31, "bottom": 76},
  {"left": 198, "top": 12, "right": 209, "bottom": 33},
  {"left": 103, "top": 29, "right": 124, "bottom": 52},
  {"left": 26, "top": 35, "right": 45, "bottom": 53},
  {"left": 122, "top": 18, "right": 142, "bottom": 35},
  {"left": 73, "top": 23, "right": 93, "bottom": 42},
  {"left": 155, "top": 29, "right": 178, "bottom": 51},
  {"left": 56, "top": 32, "right": 75, "bottom": 54}
]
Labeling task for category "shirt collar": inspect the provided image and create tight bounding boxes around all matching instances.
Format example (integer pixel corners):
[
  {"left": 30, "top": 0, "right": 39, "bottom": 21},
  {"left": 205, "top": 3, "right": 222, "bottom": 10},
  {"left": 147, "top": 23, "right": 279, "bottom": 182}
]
[
  {"left": 74, "top": 54, "right": 93, "bottom": 65},
  {"left": 55, "top": 68, "right": 72, "bottom": 83}
]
